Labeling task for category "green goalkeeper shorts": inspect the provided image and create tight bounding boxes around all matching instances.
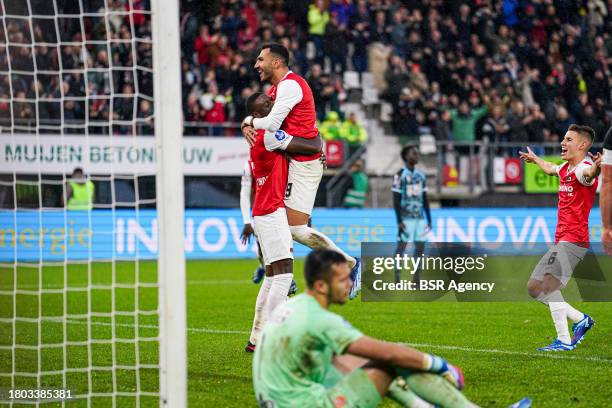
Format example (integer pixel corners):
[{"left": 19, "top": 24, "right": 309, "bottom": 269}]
[{"left": 322, "top": 368, "right": 382, "bottom": 408}]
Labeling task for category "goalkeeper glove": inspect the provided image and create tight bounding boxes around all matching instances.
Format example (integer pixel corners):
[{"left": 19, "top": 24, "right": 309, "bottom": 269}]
[{"left": 423, "top": 354, "right": 465, "bottom": 390}]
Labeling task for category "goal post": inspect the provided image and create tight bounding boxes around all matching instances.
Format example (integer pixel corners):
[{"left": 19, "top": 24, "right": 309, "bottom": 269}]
[
  {"left": 0, "top": 0, "right": 187, "bottom": 405},
  {"left": 151, "top": 0, "right": 187, "bottom": 406}
]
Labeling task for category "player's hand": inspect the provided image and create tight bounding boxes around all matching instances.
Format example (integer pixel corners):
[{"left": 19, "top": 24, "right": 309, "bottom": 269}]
[
  {"left": 518, "top": 146, "right": 538, "bottom": 163},
  {"left": 241, "top": 116, "right": 257, "bottom": 146},
  {"left": 398, "top": 222, "right": 406, "bottom": 234},
  {"left": 603, "top": 227, "right": 612, "bottom": 256},
  {"left": 588, "top": 152, "right": 602, "bottom": 168},
  {"left": 241, "top": 125, "right": 257, "bottom": 146},
  {"left": 441, "top": 364, "right": 465, "bottom": 390},
  {"left": 241, "top": 223, "right": 254, "bottom": 245}
]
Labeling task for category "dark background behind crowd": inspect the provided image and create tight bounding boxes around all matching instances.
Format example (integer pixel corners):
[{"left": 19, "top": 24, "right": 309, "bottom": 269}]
[{"left": 1, "top": 0, "right": 611, "bottom": 146}]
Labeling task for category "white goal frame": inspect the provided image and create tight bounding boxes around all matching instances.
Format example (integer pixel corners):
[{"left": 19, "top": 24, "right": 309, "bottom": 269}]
[{"left": 151, "top": 0, "right": 187, "bottom": 407}]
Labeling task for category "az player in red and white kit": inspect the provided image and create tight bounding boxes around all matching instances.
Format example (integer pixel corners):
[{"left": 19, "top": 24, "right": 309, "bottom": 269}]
[
  {"left": 245, "top": 92, "right": 323, "bottom": 352},
  {"left": 241, "top": 43, "right": 361, "bottom": 298},
  {"left": 519, "top": 124, "right": 602, "bottom": 351}
]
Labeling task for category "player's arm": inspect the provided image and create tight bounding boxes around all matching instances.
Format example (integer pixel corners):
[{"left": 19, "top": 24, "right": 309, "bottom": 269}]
[
  {"left": 346, "top": 336, "right": 464, "bottom": 389},
  {"left": 391, "top": 171, "right": 403, "bottom": 229},
  {"left": 518, "top": 146, "right": 558, "bottom": 176},
  {"left": 240, "top": 162, "right": 254, "bottom": 244},
  {"left": 284, "top": 132, "right": 322, "bottom": 154},
  {"left": 423, "top": 191, "right": 432, "bottom": 227},
  {"left": 580, "top": 152, "right": 602, "bottom": 183},
  {"left": 602, "top": 129, "right": 612, "bottom": 255},
  {"left": 250, "top": 80, "right": 303, "bottom": 133},
  {"left": 262, "top": 129, "right": 322, "bottom": 154}
]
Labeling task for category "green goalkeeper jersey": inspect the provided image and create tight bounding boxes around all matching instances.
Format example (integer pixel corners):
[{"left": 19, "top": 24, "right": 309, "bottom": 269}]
[{"left": 253, "top": 293, "right": 363, "bottom": 407}]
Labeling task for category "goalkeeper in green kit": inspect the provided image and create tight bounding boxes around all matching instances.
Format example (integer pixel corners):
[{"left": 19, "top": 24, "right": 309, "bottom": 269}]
[{"left": 253, "top": 249, "right": 531, "bottom": 408}]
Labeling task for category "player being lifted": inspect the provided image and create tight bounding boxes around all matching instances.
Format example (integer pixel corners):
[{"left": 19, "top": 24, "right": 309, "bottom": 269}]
[
  {"left": 519, "top": 124, "right": 601, "bottom": 351},
  {"left": 392, "top": 146, "right": 432, "bottom": 284},
  {"left": 241, "top": 43, "right": 361, "bottom": 299},
  {"left": 240, "top": 159, "right": 297, "bottom": 295},
  {"left": 245, "top": 92, "right": 324, "bottom": 352},
  {"left": 253, "top": 249, "right": 532, "bottom": 408},
  {"left": 601, "top": 127, "right": 612, "bottom": 255}
]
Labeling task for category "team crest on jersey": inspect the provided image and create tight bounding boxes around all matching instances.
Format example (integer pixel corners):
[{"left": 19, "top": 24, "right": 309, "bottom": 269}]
[{"left": 274, "top": 130, "right": 286, "bottom": 141}]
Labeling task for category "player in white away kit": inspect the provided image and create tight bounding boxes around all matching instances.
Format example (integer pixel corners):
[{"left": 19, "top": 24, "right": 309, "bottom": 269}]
[
  {"left": 519, "top": 124, "right": 602, "bottom": 351},
  {"left": 241, "top": 43, "right": 362, "bottom": 298},
  {"left": 601, "top": 127, "right": 612, "bottom": 255}
]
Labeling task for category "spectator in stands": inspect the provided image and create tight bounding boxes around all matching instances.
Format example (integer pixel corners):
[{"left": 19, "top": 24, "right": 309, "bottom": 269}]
[
  {"left": 393, "top": 87, "right": 422, "bottom": 142},
  {"left": 388, "top": 9, "right": 408, "bottom": 58},
  {"left": 448, "top": 100, "right": 488, "bottom": 143},
  {"left": 65, "top": 168, "right": 95, "bottom": 211},
  {"left": 137, "top": 99, "right": 154, "bottom": 135},
  {"left": 350, "top": 21, "right": 370, "bottom": 73},
  {"left": 341, "top": 113, "right": 367, "bottom": 151},
  {"left": 324, "top": 14, "right": 348, "bottom": 73},
  {"left": 507, "top": 100, "right": 530, "bottom": 147},
  {"left": 329, "top": 0, "right": 353, "bottom": 28},
  {"left": 343, "top": 160, "right": 368, "bottom": 209},
  {"left": 550, "top": 106, "right": 574, "bottom": 141},
  {"left": 481, "top": 104, "right": 510, "bottom": 146},
  {"left": 320, "top": 111, "right": 343, "bottom": 141},
  {"left": 200, "top": 83, "right": 227, "bottom": 136},
  {"left": 431, "top": 110, "right": 453, "bottom": 145},
  {"left": 307, "top": 0, "right": 329, "bottom": 65}
]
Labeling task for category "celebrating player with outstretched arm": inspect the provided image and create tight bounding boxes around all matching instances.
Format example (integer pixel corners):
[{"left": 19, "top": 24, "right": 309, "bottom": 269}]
[
  {"left": 241, "top": 42, "right": 362, "bottom": 299},
  {"left": 519, "top": 124, "right": 601, "bottom": 351}
]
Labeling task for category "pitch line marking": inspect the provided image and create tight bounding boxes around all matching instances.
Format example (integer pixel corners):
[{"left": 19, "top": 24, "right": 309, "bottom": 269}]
[
  {"left": 0, "top": 280, "right": 250, "bottom": 290},
  {"left": 60, "top": 319, "right": 612, "bottom": 364}
]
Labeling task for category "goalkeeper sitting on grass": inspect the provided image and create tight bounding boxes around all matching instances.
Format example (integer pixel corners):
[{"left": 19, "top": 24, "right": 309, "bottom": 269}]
[{"left": 253, "top": 249, "right": 531, "bottom": 408}]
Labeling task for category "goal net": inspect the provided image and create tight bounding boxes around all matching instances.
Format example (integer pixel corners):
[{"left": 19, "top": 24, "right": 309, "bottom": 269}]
[{"left": 0, "top": 0, "right": 186, "bottom": 406}]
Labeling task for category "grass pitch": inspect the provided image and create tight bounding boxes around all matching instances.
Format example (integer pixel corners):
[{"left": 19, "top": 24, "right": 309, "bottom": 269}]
[{"left": 1, "top": 258, "right": 611, "bottom": 407}]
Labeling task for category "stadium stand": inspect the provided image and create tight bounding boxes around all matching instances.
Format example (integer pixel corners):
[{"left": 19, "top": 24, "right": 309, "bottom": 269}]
[
  {"left": 1, "top": 0, "right": 610, "bottom": 206},
  {"left": 3, "top": 0, "right": 609, "bottom": 143}
]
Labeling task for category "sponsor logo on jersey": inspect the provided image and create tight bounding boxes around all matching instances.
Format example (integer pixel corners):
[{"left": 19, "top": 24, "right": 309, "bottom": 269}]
[
  {"left": 256, "top": 176, "right": 268, "bottom": 187},
  {"left": 559, "top": 184, "right": 574, "bottom": 193},
  {"left": 274, "top": 130, "right": 286, "bottom": 141}
]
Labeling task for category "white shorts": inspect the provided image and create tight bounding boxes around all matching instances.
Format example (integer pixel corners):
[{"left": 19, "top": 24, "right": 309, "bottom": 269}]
[
  {"left": 284, "top": 158, "right": 324, "bottom": 215},
  {"left": 530, "top": 242, "right": 588, "bottom": 288},
  {"left": 253, "top": 207, "right": 293, "bottom": 266}
]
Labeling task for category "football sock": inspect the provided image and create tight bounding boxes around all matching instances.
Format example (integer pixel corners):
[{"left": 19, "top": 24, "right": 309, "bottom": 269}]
[
  {"left": 289, "top": 225, "right": 357, "bottom": 268},
  {"left": 549, "top": 302, "right": 571, "bottom": 344},
  {"left": 249, "top": 277, "right": 272, "bottom": 345},
  {"left": 387, "top": 377, "right": 434, "bottom": 408},
  {"left": 403, "top": 373, "right": 477, "bottom": 408},
  {"left": 266, "top": 273, "right": 293, "bottom": 316},
  {"left": 535, "top": 289, "right": 564, "bottom": 304},
  {"left": 564, "top": 302, "right": 584, "bottom": 323}
]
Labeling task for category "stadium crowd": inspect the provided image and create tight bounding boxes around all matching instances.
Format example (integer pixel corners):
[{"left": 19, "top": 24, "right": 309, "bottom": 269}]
[
  {"left": 2, "top": 0, "right": 610, "bottom": 147},
  {"left": 181, "top": 0, "right": 611, "bottom": 147}
]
